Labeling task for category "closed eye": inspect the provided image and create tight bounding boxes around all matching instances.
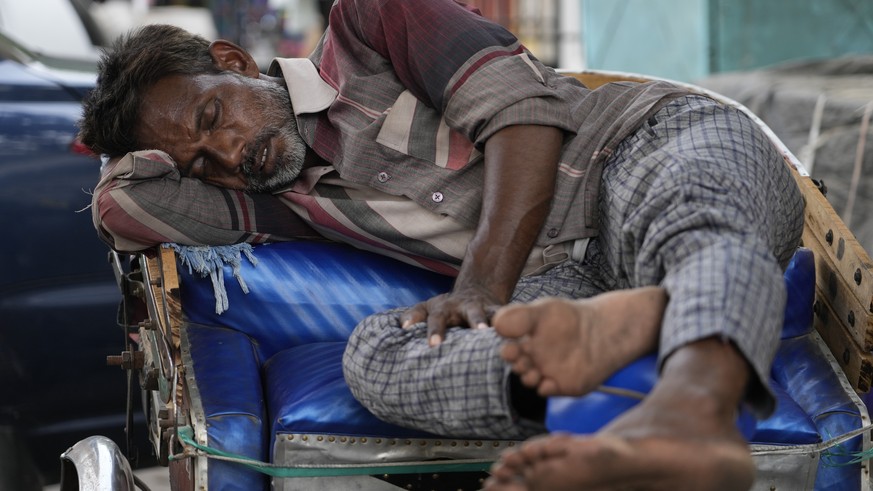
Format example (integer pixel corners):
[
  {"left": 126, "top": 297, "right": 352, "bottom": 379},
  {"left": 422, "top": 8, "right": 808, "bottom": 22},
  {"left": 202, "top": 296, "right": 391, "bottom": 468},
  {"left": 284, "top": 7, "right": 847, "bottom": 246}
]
[{"left": 209, "top": 99, "right": 221, "bottom": 131}]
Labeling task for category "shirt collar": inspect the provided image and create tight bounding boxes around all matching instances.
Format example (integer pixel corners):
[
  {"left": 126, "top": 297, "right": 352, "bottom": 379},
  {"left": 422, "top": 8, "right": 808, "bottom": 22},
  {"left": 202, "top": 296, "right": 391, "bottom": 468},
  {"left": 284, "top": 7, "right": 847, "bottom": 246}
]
[{"left": 268, "top": 58, "right": 337, "bottom": 115}]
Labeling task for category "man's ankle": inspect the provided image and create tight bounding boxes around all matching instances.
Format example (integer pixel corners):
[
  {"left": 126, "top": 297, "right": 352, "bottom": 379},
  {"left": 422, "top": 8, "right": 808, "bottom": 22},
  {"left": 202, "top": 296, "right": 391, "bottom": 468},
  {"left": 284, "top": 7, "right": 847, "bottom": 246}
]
[{"left": 659, "top": 337, "right": 751, "bottom": 417}]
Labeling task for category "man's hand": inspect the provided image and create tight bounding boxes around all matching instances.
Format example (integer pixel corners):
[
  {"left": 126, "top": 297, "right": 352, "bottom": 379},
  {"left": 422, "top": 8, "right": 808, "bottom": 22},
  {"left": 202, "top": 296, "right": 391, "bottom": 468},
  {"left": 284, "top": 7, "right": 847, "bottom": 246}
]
[
  {"left": 401, "top": 124, "right": 564, "bottom": 346},
  {"left": 401, "top": 284, "right": 501, "bottom": 346}
]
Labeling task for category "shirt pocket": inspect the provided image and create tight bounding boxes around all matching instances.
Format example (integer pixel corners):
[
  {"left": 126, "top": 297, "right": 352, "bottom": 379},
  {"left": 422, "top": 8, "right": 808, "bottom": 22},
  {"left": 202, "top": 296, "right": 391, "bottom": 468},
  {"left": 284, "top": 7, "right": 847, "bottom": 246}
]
[{"left": 376, "top": 90, "right": 481, "bottom": 170}]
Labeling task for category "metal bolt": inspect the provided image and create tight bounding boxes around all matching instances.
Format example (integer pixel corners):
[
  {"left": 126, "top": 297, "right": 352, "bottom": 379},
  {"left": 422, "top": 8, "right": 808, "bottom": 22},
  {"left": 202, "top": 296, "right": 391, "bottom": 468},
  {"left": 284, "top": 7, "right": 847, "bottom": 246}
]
[
  {"left": 106, "top": 350, "right": 144, "bottom": 370},
  {"left": 158, "top": 409, "right": 174, "bottom": 428},
  {"left": 131, "top": 283, "right": 144, "bottom": 299}
]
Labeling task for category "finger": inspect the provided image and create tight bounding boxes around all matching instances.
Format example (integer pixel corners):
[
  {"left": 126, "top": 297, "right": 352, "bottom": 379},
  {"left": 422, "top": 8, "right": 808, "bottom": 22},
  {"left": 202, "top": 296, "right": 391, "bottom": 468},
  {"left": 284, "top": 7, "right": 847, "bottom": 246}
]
[
  {"left": 426, "top": 313, "right": 448, "bottom": 347},
  {"left": 401, "top": 303, "right": 427, "bottom": 329},
  {"left": 463, "top": 303, "right": 490, "bottom": 330}
]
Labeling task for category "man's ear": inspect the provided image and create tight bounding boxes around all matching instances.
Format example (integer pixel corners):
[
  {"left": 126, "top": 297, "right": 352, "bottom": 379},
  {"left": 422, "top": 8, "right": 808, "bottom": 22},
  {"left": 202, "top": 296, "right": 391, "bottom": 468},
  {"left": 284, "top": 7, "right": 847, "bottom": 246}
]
[{"left": 208, "top": 40, "right": 260, "bottom": 78}]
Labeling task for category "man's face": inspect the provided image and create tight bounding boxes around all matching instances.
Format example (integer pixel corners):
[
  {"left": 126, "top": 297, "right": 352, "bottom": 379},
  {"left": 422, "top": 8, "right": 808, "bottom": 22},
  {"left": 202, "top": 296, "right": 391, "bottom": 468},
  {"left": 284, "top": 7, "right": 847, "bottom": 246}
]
[{"left": 136, "top": 72, "right": 306, "bottom": 193}]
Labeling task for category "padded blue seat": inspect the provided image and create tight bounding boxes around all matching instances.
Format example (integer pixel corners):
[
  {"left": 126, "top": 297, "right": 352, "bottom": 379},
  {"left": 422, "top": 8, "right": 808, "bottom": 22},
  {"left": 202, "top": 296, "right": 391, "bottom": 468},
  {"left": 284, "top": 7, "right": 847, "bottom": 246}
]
[{"left": 177, "top": 242, "right": 863, "bottom": 490}]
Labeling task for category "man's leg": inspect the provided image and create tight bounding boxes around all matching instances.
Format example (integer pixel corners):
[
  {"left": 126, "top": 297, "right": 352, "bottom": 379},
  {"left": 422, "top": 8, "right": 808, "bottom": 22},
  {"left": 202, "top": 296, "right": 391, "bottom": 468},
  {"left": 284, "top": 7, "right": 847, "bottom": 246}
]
[
  {"left": 487, "top": 96, "right": 804, "bottom": 490},
  {"left": 486, "top": 338, "right": 755, "bottom": 491},
  {"left": 343, "top": 308, "right": 537, "bottom": 439},
  {"left": 342, "top": 254, "right": 614, "bottom": 439}
]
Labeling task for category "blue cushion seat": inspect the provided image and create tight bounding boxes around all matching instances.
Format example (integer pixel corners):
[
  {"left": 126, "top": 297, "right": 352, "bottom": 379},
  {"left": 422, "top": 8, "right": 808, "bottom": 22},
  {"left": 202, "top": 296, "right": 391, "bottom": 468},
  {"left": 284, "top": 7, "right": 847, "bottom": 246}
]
[{"left": 177, "top": 243, "right": 863, "bottom": 491}]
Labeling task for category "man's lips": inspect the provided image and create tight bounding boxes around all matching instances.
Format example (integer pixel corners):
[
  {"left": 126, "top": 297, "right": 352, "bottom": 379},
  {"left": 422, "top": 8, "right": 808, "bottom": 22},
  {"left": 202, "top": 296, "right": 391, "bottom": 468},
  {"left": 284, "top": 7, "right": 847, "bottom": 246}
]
[
  {"left": 247, "top": 137, "right": 273, "bottom": 178},
  {"left": 256, "top": 142, "right": 268, "bottom": 175}
]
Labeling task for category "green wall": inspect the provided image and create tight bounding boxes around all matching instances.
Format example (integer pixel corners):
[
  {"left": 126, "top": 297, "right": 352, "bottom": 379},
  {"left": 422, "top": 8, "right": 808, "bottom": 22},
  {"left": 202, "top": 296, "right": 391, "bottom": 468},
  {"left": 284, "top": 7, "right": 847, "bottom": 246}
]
[
  {"left": 582, "top": 0, "right": 873, "bottom": 81},
  {"left": 710, "top": 0, "right": 873, "bottom": 73}
]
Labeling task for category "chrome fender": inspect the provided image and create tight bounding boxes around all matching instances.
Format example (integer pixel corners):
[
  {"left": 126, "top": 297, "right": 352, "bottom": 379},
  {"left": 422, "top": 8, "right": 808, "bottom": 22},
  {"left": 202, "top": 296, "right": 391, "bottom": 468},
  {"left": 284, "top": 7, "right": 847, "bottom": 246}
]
[{"left": 59, "top": 436, "right": 134, "bottom": 491}]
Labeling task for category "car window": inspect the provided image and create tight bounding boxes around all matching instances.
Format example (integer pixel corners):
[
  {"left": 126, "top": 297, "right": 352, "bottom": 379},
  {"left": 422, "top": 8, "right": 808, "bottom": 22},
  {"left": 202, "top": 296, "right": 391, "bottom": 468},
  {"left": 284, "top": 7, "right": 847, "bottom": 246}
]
[{"left": 0, "top": 0, "right": 98, "bottom": 61}]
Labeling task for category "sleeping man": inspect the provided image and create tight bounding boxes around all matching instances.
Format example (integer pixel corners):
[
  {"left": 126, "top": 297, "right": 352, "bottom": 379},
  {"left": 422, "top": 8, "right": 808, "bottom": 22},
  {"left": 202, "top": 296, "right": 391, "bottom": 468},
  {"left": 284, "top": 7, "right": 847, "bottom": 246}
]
[{"left": 80, "top": 1, "right": 803, "bottom": 489}]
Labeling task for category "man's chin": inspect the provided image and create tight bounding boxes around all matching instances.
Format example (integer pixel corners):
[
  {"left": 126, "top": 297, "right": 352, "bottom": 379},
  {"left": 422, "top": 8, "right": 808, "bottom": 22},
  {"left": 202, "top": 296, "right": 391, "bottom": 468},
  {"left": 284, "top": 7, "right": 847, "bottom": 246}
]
[
  {"left": 245, "top": 167, "right": 301, "bottom": 193},
  {"left": 246, "top": 180, "right": 290, "bottom": 194}
]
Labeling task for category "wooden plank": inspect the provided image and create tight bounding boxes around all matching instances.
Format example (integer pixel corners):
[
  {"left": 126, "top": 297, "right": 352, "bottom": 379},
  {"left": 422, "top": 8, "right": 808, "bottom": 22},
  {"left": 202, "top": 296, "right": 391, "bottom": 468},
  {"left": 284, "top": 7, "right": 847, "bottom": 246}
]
[
  {"left": 794, "top": 169, "right": 873, "bottom": 316},
  {"left": 789, "top": 167, "right": 873, "bottom": 393},
  {"left": 145, "top": 254, "right": 168, "bottom": 331},
  {"left": 813, "top": 290, "right": 873, "bottom": 392},
  {"left": 158, "top": 247, "right": 183, "bottom": 351},
  {"left": 566, "top": 71, "right": 651, "bottom": 89},
  {"left": 805, "top": 227, "right": 873, "bottom": 350}
]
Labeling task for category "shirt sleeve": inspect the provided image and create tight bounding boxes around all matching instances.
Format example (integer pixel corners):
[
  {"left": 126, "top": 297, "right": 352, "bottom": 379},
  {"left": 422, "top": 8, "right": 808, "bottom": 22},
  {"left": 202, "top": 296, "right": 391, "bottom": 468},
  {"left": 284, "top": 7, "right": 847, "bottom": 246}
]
[
  {"left": 328, "top": 0, "right": 583, "bottom": 147},
  {"left": 91, "top": 150, "right": 319, "bottom": 252}
]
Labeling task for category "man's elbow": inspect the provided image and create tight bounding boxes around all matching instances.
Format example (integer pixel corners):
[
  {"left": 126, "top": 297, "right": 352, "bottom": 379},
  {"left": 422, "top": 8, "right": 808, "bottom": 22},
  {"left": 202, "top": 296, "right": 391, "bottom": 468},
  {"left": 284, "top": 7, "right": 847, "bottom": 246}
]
[{"left": 92, "top": 189, "right": 166, "bottom": 252}]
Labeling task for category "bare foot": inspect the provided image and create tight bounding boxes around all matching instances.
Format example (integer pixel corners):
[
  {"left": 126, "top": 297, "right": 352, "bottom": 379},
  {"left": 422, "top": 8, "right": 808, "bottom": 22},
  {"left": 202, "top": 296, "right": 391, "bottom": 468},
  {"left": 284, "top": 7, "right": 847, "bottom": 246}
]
[
  {"left": 493, "top": 287, "right": 666, "bottom": 396},
  {"left": 484, "top": 339, "right": 756, "bottom": 491}
]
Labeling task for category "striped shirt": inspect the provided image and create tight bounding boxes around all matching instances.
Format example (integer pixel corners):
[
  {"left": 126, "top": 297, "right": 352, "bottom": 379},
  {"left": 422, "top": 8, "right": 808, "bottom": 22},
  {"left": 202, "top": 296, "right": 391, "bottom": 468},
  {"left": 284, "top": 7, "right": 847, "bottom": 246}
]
[{"left": 91, "top": 0, "right": 688, "bottom": 276}]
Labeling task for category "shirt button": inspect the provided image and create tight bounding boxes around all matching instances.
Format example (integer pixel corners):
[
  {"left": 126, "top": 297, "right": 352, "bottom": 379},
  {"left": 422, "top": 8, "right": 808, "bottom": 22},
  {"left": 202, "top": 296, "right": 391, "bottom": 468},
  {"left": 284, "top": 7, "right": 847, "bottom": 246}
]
[
  {"left": 547, "top": 228, "right": 559, "bottom": 238},
  {"left": 432, "top": 192, "right": 444, "bottom": 203},
  {"left": 377, "top": 172, "right": 390, "bottom": 183}
]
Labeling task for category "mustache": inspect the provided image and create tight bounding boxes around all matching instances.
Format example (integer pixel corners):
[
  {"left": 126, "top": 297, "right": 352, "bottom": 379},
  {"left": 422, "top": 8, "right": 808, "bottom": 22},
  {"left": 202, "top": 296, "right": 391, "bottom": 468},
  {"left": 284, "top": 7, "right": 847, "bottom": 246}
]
[{"left": 242, "top": 129, "right": 278, "bottom": 177}]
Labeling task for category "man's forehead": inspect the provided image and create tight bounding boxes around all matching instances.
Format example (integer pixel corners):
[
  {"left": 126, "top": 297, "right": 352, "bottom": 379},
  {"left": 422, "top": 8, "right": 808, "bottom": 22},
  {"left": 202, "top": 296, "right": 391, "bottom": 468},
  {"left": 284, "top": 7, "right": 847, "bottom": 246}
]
[
  {"left": 143, "top": 73, "right": 209, "bottom": 107},
  {"left": 135, "top": 75, "right": 203, "bottom": 151}
]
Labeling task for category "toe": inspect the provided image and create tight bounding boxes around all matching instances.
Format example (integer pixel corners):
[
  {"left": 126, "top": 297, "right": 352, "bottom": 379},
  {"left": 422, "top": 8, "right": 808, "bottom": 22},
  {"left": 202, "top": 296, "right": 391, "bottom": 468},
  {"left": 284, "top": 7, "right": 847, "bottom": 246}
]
[
  {"left": 493, "top": 304, "right": 536, "bottom": 339},
  {"left": 519, "top": 366, "right": 542, "bottom": 388},
  {"left": 536, "top": 378, "right": 560, "bottom": 396},
  {"left": 500, "top": 341, "right": 523, "bottom": 363}
]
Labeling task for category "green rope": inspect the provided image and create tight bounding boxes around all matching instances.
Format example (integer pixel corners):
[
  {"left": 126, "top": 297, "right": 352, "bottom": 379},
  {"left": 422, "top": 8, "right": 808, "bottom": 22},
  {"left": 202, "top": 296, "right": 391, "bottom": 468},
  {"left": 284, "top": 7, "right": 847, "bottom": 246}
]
[
  {"left": 172, "top": 426, "right": 494, "bottom": 478},
  {"left": 821, "top": 426, "right": 873, "bottom": 467}
]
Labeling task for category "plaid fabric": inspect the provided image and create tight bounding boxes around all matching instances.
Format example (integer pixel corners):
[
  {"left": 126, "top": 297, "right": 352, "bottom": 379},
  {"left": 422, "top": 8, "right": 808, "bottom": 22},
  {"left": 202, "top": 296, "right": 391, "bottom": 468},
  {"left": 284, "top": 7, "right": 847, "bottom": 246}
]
[{"left": 342, "top": 95, "right": 804, "bottom": 437}]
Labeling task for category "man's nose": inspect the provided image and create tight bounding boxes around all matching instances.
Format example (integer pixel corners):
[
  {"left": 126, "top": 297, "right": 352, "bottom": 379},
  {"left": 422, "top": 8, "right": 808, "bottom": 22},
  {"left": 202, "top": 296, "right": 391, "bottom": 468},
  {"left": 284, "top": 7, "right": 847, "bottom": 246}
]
[{"left": 208, "top": 132, "right": 247, "bottom": 172}]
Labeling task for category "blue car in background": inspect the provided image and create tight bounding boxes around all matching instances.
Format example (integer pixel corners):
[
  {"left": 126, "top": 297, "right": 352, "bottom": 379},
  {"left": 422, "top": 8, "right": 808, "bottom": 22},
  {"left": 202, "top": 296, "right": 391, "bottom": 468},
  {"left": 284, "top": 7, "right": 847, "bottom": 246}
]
[{"left": 0, "top": 0, "right": 152, "bottom": 487}]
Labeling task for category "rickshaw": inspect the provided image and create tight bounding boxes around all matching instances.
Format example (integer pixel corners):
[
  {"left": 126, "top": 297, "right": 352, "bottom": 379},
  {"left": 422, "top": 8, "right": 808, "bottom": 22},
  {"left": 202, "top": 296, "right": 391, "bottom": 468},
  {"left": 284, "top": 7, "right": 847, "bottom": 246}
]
[{"left": 59, "top": 71, "right": 873, "bottom": 491}]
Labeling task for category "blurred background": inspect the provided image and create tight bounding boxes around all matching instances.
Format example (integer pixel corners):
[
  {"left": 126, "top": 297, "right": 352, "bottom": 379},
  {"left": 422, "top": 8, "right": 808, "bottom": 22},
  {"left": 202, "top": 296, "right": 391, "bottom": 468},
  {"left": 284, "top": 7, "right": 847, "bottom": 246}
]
[
  {"left": 0, "top": 0, "right": 872, "bottom": 489},
  {"left": 75, "top": 0, "right": 873, "bottom": 79}
]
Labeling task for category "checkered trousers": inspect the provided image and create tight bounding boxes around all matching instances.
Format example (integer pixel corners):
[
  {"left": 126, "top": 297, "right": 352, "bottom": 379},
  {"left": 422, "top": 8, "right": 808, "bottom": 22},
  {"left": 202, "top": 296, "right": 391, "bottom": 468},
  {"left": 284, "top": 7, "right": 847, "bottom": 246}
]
[{"left": 342, "top": 95, "right": 805, "bottom": 438}]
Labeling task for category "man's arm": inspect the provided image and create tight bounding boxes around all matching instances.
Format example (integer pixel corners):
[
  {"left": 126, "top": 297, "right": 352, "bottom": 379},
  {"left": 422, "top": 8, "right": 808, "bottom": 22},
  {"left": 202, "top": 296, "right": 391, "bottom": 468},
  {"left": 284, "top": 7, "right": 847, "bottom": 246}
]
[
  {"left": 402, "top": 124, "right": 563, "bottom": 344},
  {"left": 93, "top": 150, "right": 318, "bottom": 251}
]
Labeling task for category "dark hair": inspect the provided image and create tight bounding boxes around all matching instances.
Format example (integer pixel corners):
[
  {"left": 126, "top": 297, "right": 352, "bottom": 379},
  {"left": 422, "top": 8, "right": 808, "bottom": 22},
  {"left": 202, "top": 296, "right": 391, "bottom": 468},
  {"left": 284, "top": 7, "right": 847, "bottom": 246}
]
[{"left": 78, "top": 24, "right": 220, "bottom": 156}]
